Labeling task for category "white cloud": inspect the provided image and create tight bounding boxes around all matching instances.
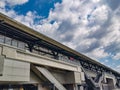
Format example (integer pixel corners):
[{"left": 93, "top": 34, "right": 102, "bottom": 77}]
[
  {"left": 0, "top": 1, "right": 6, "bottom": 8},
  {"left": 37, "top": 0, "right": 120, "bottom": 60},
  {"left": 86, "top": 48, "right": 108, "bottom": 59},
  {"left": 1, "top": 0, "right": 120, "bottom": 63},
  {"left": 33, "top": 22, "right": 60, "bottom": 40},
  {"left": 113, "top": 53, "right": 120, "bottom": 60},
  {"left": 116, "top": 65, "right": 120, "bottom": 68},
  {"left": 105, "top": 59, "right": 108, "bottom": 63},
  {"left": 48, "top": 0, "right": 95, "bottom": 25},
  {"left": 0, "top": 10, "right": 34, "bottom": 27},
  {"left": 92, "top": 0, "right": 100, "bottom": 3},
  {"left": 88, "top": 5, "right": 110, "bottom": 24},
  {"left": 5, "top": 0, "right": 28, "bottom": 6},
  {"left": 115, "top": 65, "right": 120, "bottom": 72}
]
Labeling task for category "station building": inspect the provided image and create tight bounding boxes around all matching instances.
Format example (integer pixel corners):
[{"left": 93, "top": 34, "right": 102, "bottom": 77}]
[{"left": 0, "top": 13, "right": 120, "bottom": 90}]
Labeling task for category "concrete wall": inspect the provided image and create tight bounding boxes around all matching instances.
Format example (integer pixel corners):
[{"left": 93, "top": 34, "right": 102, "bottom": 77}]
[
  {"left": 0, "top": 43, "right": 118, "bottom": 90},
  {"left": 51, "top": 71, "right": 67, "bottom": 84},
  {"left": 24, "top": 71, "right": 48, "bottom": 90},
  {"left": 0, "top": 44, "right": 81, "bottom": 72},
  {"left": 0, "top": 58, "right": 30, "bottom": 82},
  {"left": 51, "top": 70, "right": 85, "bottom": 84}
]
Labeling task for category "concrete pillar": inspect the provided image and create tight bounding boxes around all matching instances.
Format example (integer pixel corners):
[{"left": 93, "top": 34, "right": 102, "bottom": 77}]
[
  {"left": 74, "top": 84, "right": 85, "bottom": 90},
  {"left": 74, "top": 84, "right": 78, "bottom": 90},
  {"left": 80, "top": 86, "right": 84, "bottom": 90},
  {"left": 100, "top": 83, "right": 103, "bottom": 90}
]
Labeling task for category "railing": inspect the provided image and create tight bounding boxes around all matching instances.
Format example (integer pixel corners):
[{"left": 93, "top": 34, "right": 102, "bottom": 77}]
[
  {"left": 59, "top": 56, "right": 80, "bottom": 66},
  {"left": 0, "top": 34, "right": 25, "bottom": 50}
]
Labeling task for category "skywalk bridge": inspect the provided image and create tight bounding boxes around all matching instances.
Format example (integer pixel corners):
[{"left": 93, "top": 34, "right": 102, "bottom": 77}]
[{"left": 0, "top": 13, "right": 120, "bottom": 90}]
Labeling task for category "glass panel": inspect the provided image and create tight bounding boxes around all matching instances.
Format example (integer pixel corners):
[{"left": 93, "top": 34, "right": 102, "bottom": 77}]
[
  {"left": 12, "top": 39, "right": 18, "bottom": 47},
  {"left": 5, "top": 37, "right": 11, "bottom": 45},
  {"left": 18, "top": 41, "right": 25, "bottom": 49},
  {"left": 0, "top": 34, "right": 4, "bottom": 43},
  {"left": 33, "top": 49, "right": 38, "bottom": 54}
]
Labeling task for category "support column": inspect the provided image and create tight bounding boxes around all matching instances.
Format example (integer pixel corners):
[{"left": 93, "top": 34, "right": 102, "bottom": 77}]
[
  {"left": 74, "top": 84, "right": 78, "bottom": 90},
  {"left": 74, "top": 84, "right": 85, "bottom": 90},
  {"left": 100, "top": 84, "right": 103, "bottom": 90},
  {"left": 79, "top": 86, "right": 84, "bottom": 90}
]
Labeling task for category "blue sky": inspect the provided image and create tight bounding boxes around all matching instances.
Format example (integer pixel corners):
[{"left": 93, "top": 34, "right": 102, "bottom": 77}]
[
  {"left": 14, "top": 0, "right": 62, "bottom": 17},
  {"left": 0, "top": 0, "right": 120, "bottom": 71}
]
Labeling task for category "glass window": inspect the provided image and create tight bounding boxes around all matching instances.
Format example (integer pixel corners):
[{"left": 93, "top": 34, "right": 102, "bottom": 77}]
[
  {"left": 12, "top": 39, "right": 18, "bottom": 47},
  {"left": 18, "top": 41, "right": 25, "bottom": 49},
  {"left": 5, "top": 37, "right": 12, "bottom": 45},
  {"left": 33, "top": 49, "right": 38, "bottom": 54},
  {"left": 0, "top": 34, "right": 4, "bottom": 43}
]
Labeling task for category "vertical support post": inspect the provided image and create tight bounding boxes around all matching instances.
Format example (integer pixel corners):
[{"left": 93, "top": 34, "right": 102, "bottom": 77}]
[
  {"left": 76, "top": 84, "right": 78, "bottom": 90},
  {"left": 28, "top": 43, "right": 34, "bottom": 52},
  {"left": 80, "top": 86, "right": 84, "bottom": 90}
]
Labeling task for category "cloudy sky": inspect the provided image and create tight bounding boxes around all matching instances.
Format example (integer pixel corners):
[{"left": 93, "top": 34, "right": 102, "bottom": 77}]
[{"left": 0, "top": 0, "right": 120, "bottom": 71}]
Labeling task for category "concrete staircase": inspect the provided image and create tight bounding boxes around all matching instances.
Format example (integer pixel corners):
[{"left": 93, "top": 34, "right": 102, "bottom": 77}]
[{"left": 36, "top": 66, "right": 67, "bottom": 90}]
